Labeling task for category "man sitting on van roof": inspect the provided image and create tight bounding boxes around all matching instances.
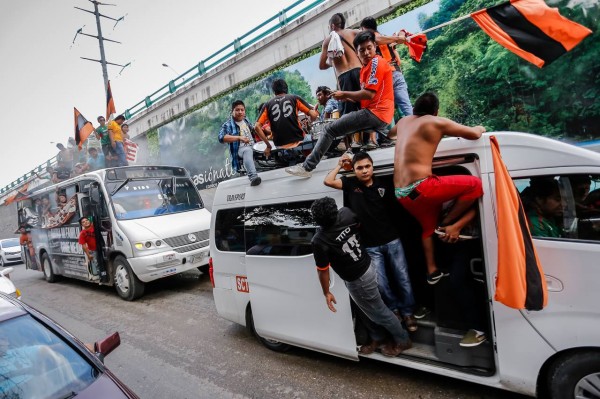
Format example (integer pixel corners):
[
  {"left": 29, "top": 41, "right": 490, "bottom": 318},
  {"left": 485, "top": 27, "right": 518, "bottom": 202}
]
[
  {"left": 310, "top": 197, "right": 412, "bottom": 357},
  {"left": 391, "top": 92, "right": 485, "bottom": 285},
  {"left": 286, "top": 30, "right": 395, "bottom": 177}
]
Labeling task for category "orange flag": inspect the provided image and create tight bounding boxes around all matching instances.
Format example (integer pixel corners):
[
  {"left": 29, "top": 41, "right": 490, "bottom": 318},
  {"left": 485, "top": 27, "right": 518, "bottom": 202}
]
[
  {"left": 74, "top": 107, "right": 95, "bottom": 150},
  {"left": 106, "top": 80, "right": 116, "bottom": 120},
  {"left": 491, "top": 136, "right": 547, "bottom": 310},
  {"left": 472, "top": 0, "right": 592, "bottom": 68}
]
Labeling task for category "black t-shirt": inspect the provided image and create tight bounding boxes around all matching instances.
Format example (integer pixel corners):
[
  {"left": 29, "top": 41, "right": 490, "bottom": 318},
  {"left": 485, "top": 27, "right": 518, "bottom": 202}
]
[
  {"left": 311, "top": 207, "right": 371, "bottom": 282},
  {"left": 258, "top": 94, "right": 311, "bottom": 147},
  {"left": 341, "top": 176, "right": 399, "bottom": 247}
]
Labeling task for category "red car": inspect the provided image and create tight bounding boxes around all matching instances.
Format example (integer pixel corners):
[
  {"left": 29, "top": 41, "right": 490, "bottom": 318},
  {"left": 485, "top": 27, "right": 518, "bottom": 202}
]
[{"left": 0, "top": 293, "right": 138, "bottom": 398}]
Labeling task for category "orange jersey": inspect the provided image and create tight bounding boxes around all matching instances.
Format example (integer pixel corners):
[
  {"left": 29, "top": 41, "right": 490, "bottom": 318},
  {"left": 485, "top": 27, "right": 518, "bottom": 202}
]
[{"left": 360, "top": 55, "right": 394, "bottom": 124}]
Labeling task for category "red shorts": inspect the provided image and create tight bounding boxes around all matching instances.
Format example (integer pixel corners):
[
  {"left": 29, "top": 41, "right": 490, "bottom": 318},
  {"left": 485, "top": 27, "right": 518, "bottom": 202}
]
[{"left": 397, "top": 175, "right": 483, "bottom": 238}]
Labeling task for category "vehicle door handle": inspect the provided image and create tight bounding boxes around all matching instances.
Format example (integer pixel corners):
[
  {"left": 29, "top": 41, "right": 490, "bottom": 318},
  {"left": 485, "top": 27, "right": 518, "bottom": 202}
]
[{"left": 545, "top": 275, "right": 563, "bottom": 292}]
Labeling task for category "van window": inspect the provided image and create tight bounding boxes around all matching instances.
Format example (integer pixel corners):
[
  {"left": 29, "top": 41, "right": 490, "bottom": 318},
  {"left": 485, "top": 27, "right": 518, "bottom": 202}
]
[
  {"left": 514, "top": 174, "right": 600, "bottom": 242},
  {"left": 245, "top": 201, "right": 316, "bottom": 256},
  {"left": 215, "top": 208, "right": 245, "bottom": 252}
]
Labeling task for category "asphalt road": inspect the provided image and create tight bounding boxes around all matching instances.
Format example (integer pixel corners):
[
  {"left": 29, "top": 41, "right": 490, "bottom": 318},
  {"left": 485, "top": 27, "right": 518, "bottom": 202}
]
[{"left": 8, "top": 264, "right": 529, "bottom": 399}]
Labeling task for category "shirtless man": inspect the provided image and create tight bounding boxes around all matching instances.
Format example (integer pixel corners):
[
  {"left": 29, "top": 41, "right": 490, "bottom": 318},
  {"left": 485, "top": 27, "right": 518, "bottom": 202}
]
[
  {"left": 319, "top": 13, "right": 362, "bottom": 117},
  {"left": 392, "top": 92, "right": 486, "bottom": 284}
]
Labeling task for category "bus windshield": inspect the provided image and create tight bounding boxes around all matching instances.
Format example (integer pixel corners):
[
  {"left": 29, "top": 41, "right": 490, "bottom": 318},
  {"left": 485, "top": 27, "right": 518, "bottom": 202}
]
[{"left": 106, "top": 177, "right": 203, "bottom": 220}]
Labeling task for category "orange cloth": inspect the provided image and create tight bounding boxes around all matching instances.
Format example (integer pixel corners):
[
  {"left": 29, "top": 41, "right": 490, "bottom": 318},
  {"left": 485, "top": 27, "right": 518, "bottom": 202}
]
[{"left": 359, "top": 55, "right": 394, "bottom": 124}]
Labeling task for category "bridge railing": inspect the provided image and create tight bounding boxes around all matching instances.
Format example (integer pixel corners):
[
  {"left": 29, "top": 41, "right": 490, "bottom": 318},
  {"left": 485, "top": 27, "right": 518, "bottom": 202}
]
[
  {"left": 1, "top": 0, "right": 326, "bottom": 198},
  {"left": 124, "top": 0, "right": 326, "bottom": 119}
]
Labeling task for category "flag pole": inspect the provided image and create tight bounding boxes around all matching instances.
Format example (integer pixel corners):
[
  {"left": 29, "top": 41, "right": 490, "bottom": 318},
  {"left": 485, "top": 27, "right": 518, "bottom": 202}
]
[{"left": 417, "top": 13, "right": 472, "bottom": 35}]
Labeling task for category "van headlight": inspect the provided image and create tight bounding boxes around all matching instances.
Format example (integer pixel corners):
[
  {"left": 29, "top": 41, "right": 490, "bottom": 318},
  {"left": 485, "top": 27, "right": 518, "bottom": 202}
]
[{"left": 134, "top": 240, "right": 165, "bottom": 252}]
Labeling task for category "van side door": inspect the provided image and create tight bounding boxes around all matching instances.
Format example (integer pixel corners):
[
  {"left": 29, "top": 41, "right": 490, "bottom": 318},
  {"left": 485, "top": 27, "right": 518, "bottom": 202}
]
[{"left": 243, "top": 190, "right": 357, "bottom": 360}]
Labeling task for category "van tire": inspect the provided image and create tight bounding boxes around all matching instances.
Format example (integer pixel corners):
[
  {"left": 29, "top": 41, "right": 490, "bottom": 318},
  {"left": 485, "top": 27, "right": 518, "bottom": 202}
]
[
  {"left": 246, "top": 305, "right": 291, "bottom": 353},
  {"left": 197, "top": 265, "right": 209, "bottom": 274},
  {"left": 41, "top": 253, "right": 58, "bottom": 283},
  {"left": 113, "top": 256, "right": 145, "bottom": 301},
  {"left": 547, "top": 351, "right": 600, "bottom": 399}
]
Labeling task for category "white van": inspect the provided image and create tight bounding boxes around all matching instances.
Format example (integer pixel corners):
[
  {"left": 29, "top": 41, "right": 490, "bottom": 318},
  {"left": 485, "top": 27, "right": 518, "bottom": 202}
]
[{"left": 209, "top": 132, "right": 600, "bottom": 398}]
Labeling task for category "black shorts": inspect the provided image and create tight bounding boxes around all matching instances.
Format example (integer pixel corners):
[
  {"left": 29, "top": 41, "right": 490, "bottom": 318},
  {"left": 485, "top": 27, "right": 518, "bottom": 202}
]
[{"left": 337, "top": 68, "right": 361, "bottom": 115}]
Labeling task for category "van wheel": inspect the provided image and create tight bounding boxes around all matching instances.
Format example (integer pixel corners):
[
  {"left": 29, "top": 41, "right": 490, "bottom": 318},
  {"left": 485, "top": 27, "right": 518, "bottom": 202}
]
[
  {"left": 245, "top": 305, "right": 291, "bottom": 353},
  {"left": 197, "top": 265, "right": 209, "bottom": 274},
  {"left": 41, "top": 253, "right": 58, "bottom": 283},
  {"left": 113, "top": 256, "right": 145, "bottom": 301},
  {"left": 547, "top": 351, "right": 600, "bottom": 399}
]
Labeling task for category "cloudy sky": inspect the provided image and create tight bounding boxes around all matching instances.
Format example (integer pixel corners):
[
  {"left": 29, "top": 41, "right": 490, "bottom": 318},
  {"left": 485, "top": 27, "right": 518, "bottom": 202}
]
[{"left": 0, "top": 0, "right": 300, "bottom": 188}]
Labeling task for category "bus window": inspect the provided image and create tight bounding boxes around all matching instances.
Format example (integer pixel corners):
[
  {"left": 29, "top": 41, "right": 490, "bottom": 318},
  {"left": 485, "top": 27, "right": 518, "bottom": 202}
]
[
  {"left": 244, "top": 201, "right": 316, "bottom": 256},
  {"left": 214, "top": 208, "right": 245, "bottom": 252}
]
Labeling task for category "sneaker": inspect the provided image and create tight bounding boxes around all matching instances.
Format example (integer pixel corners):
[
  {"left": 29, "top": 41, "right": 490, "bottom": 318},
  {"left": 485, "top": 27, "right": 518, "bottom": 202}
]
[
  {"left": 250, "top": 176, "right": 262, "bottom": 186},
  {"left": 381, "top": 340, "right": 412, "bottom": 357},
  {"left": 427, "top": 269, "right": 449, "bottom": 285},
  {"left": 358, "top": 340, "right": 380, "bottom": 355},
  {"left": 363, "top": 141, "right": 378, "bottom": 150},
  {"left": 460, "top": 329, "right": 487, "bottom": 347},
  {"left": 414, "top": 306, "right": 431, "bottom": 320},
  {"left": 403, "top": 315, "right": 418, "bottom": 332},
  {"left": 285, "top": 164, "right": 312, "bottom": 178},
  {"left": 350, "top": 141, "right": 361, "bottom": 149}
]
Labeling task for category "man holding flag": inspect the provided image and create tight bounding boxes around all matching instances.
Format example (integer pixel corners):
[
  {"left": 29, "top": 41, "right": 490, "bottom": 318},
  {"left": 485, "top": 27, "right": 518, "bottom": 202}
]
[{"left": 107, "top": 115, "right": 128, "bottom": 167}]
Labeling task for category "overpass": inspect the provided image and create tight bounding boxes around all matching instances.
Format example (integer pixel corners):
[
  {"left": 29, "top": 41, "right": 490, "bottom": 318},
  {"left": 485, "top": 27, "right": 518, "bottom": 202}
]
[{"left": 0, "top": 0, "right": 413, "bottom": 201}]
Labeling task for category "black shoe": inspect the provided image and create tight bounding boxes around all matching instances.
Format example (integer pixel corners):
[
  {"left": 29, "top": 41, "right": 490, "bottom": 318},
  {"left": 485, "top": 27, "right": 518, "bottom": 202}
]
[
  {"left": 250, "top": 176, "right": 262, "bottom": 186},
  {"left": 427, "top": 270, "right": 449, "bottom": 285},
  {"left": 414, "top": 306, "right": 431, "bottom": 319}
]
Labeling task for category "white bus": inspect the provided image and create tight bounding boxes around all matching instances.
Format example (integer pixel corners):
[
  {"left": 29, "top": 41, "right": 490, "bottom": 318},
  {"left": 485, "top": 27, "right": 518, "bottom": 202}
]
[
  {"left": 209, "top": 133, "right": 600, "bottom": 398},
  {"left": 17, "top": 166, "right": 211, "bottom": 300}
]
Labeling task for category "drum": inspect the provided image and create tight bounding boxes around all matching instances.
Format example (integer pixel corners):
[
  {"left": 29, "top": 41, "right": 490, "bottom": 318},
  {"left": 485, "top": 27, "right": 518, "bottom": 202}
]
[
  {"left": 252, "top": 141, "right": 276, "bottom": 153},
  {"left": 310, "top": 119, "right": 335, "bottom": 140}
]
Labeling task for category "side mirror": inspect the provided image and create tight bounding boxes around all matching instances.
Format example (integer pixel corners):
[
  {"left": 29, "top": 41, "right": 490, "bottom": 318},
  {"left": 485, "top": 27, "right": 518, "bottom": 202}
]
[
  {"left": 94, "top": 331, "right": 120, "bottom": 362},
  {"left": 0, "top": 268, "right": 14, "bottom": 277}
]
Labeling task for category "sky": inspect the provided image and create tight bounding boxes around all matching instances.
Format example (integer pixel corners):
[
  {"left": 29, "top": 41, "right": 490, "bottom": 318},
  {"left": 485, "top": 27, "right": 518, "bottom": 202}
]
[{"left": 0, "top": 0, "right": 301, "bottom": 188}]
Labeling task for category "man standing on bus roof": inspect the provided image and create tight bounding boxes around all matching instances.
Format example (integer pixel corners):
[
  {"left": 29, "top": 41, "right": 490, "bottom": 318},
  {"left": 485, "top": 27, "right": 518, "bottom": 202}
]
[
  {"left": 287, "top": 31, "right": 394, "bottom": 177},
  {"left": 219, "top": 100, "right": 270, "bottom": 186},
  {"left": 324, "top": 152, "right": 417, "bottom": 332},
  {"left": 391, "top": 92, "right": 485, "bottom": 285},
  {"left": 255, "top": 79, "right": 319, "bottom": 151},
  {"left": 310, "top": 197, "right": 412, "bottom": 357},
  {"left": 107, "top": 115, "right": 129, "bottom": 167},
  {"left": 78, "top": 216, "right": 98, "bottom": 275}
]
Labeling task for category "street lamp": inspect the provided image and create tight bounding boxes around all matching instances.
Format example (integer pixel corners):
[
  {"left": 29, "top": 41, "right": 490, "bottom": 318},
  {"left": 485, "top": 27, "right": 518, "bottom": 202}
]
[{"left": 162, "top": 63, "right": 180, "bottom": 76}]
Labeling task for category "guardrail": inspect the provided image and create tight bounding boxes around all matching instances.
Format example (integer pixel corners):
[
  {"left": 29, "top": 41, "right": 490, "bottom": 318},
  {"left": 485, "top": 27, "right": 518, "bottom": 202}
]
[
  {"left": 1, "top": 0, "right": 326, "bottom": 198},
  {"left": 124, "top": 0, "right": 325, "bottom": 119}
]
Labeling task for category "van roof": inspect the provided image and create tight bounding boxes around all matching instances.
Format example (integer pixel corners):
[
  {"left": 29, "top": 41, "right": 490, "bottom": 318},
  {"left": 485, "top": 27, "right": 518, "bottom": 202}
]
[{"left": 213, "top": 132, "right": 600, "bottom": 207}]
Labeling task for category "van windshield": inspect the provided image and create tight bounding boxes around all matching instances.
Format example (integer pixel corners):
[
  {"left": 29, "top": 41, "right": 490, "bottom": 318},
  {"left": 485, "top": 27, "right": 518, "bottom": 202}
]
[{"left": 106, "top": 178, "right": 203, "bottom": 220}]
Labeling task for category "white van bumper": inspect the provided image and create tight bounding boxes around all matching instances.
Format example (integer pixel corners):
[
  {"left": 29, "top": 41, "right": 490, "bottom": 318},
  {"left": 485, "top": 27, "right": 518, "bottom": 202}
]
[{"left": 128, "top": 246, "right": 210, "bottom": 283}]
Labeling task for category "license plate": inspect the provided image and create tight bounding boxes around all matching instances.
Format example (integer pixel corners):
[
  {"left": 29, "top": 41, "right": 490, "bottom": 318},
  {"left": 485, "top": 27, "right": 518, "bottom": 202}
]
[
  {"left": 189, "top": 253, "right": 205, "bottom": 264},
  {"left": 163, "top": 253, "right": 176, "bottom": 261},
  {"left": 236, "top": 276, "right": 249, "bottom": 293}
]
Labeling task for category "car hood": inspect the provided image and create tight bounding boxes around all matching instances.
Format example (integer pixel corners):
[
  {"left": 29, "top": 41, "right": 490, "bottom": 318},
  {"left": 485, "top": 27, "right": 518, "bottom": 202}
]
[
  {"left": 76, "top": 373, "right": 138, "bottom": 398},
  {"left": 116, "top": 208, "right": 211, "bottom": 241}
]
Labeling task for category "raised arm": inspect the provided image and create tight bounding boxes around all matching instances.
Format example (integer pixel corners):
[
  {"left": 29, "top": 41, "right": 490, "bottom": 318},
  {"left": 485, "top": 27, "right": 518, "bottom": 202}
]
[
  {"left": 438, "top": 117, "right": 485, "bottom": 140},
  {"left": 324, "top": 154, "right": 349, "bottom": 189},
  {"left": 319, "top": 37, "right": 331, "bottom": 70}
]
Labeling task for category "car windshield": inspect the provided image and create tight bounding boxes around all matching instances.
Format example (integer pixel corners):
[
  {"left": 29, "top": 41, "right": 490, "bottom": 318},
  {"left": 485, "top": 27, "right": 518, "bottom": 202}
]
[
  {"left": 0, "top": 314, "right": 98, "bottom": 398},
  {"left": 106, "top": 178, "right": 203, "bottom": 220},
  {"left": 1, "top": 239, "right": 19, "bottom": 249}
]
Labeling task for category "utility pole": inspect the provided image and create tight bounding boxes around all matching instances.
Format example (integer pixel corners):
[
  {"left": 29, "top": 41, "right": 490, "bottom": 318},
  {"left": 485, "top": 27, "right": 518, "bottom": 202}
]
[{"left": 74, "top": 0, "right": 128, "bottom": 94}]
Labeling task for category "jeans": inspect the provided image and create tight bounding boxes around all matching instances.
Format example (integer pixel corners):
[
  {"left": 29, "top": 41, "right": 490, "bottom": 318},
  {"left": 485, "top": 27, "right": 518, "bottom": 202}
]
[
  {"left": 366, "top": 238, "right": 415, "bottom": 317},
  {"left": 114, "top": 141, "right": 129, "bottom": 166},
  {"left": 393, "top": 70, "right": 413, "bottom": 117},
  {"left": 238, "top": 145, "right": 257, "bottom": 180},
  {"left": 303, "top": 109, "right": 388, "bottom": 171},
  {"left": 345, "top": 263, "right": 410, "bottom": 344}
]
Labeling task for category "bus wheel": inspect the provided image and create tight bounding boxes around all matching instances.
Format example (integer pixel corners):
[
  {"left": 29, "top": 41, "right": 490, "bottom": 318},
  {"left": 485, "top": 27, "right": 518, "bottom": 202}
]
[
  {"left": 245, "top": 305, "right": 291, "bottom": 353},
  {"left": 197, "top": 265, "right": 209, "bottom": 274},
  {"left": 113, "top": 256, "right": 145, "bottom": 301},
  {"left": 547, "top": 351, "right": 600, "bottom": 399},
  {"left": 41, "top": 253, "right": 58, "bottom": 283}
]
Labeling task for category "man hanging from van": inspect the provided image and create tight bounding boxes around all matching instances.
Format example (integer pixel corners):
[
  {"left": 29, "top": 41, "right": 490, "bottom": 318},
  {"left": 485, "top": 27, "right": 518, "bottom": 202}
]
[
  {"left": 324, "top": 152, "right": 418, "bottom": 332},
  {"left": 391, "top": 92, "right": 485, "bottom": 284},
  {"left": 286, "top": 30, "right": 395, "bottom": 178},
  {"left": 78, "top": 216, "right": 98, "bottom": 275},
  {"left": 219, "top": 100, "right": 271, "bottom": 186},
  {"left": 310, "top": 197, "right": 412, "bottom": 357}
]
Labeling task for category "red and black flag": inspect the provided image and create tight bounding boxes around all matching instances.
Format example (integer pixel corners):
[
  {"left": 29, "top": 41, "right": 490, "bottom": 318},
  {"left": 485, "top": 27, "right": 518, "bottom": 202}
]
[
  {"left": 490, "top": 136, "right": 547, "bottom": 311},
  {"left": 401, "top": 30, "right": 428, "bottom": 62},
  {"left": 74, "top": 107, "right": 95, "bottom": 150},
  {"left": 106, "top": 80, "right": 116, "bottom": 120},
  {"left": 471, "top": 0, "right": 592, "bottom": 68}
]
